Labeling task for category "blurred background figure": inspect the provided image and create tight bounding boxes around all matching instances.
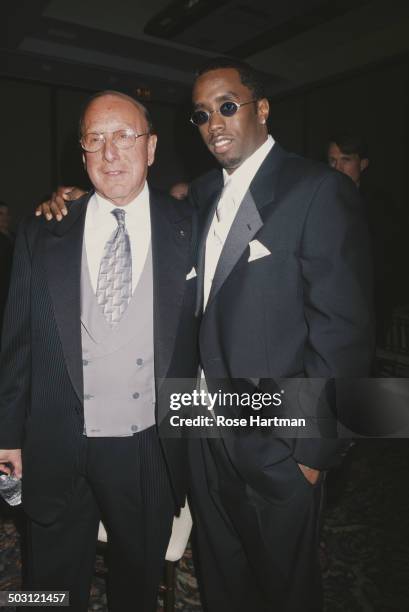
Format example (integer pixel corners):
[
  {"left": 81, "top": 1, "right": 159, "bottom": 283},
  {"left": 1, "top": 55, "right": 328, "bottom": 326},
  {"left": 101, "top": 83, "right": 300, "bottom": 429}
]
[
  {"left": 327, "top": 133, "right": 369, "bottom": 187},
  {"left": 0, "top": 202, "right": 14, "bottom": 344},
  {"left": 169, "top": 181, "right": 189, "bottom": 200},
  {"left": 327, "top": 133, "right": 401, "bottom": 347}
]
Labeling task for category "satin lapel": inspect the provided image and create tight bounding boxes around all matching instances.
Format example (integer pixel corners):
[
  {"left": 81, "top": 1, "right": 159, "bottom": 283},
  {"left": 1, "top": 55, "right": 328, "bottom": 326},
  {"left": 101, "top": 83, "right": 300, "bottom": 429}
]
[
  {"left": 195, "top": 143, "right": 289, "bottom": 314},
  {"left": 151, "top": 194, "right": 191, "bottom": 382},
  {"left": 205, "top": 144, "right": 291, "bottom": 308},
  {"left": 206, "top": 190, "right": 263, "bottom": 309},
  {"left": 44, "top": 194, "right": 91, "bottom": 407}
]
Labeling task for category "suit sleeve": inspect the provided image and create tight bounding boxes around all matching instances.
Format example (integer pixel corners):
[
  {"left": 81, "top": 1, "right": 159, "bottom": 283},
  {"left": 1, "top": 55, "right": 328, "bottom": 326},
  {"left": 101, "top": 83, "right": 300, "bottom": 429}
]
[
  {"left": 293, "top": 172, "right": 374, "bottom": 468},
  {"left": 0, "top": 220, "right": 34, "bottom": 448}
]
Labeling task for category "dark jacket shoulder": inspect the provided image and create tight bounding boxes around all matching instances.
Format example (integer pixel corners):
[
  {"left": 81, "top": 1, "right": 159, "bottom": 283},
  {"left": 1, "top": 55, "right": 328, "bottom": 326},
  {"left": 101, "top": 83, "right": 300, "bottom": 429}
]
[
  {"left": 149, "top": 187, "right": 194, "bottom": 223},
  {"left": 271, "top": 145, "right": 343, "bottom": 189},
  {"left": 189, "top": 169, "right": 222, "bottom": 212}
]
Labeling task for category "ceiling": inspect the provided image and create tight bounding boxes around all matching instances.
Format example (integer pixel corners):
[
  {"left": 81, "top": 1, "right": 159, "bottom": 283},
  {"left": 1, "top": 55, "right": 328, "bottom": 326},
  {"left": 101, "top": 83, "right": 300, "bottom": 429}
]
[{"left": 3, "top": 0, "right": 409, "bottom": 103}]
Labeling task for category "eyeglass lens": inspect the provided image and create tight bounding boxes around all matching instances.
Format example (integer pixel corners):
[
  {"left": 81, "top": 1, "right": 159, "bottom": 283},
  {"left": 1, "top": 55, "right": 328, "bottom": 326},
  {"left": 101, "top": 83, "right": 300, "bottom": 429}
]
[
  {"left": 81, "top": 129, "right": 147, "bottom": 152},
  {"left": 191, "top": 101, "right": 241, "bottom": 126}
]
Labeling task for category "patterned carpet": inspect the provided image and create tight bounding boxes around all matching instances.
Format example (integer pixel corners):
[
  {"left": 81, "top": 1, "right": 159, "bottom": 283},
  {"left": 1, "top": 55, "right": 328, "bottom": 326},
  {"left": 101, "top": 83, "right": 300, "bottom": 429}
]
[{"left": 1, "top": 439, "right": 409, "bottom": 611}]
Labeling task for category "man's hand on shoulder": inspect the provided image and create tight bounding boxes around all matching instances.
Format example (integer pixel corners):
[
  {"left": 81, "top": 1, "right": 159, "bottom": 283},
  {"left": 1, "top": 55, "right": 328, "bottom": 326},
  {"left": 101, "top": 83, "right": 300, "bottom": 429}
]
[
  {"left": 35, "top": 186, "right": 87, "bottom": 221},
  {"left": 0, "top": 449, "right": 22, "bottom": 478},
  {"left": 297, "top": 463, "right": 320, "bottom": 485}
]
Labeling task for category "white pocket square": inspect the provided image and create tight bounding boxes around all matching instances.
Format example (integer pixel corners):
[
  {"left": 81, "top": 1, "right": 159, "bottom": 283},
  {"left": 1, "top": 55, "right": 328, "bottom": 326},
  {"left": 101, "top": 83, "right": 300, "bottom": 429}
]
[
  {"left": 248, "top": 240, "right": 271, "bottom": 262},
  {"left": 186, "top": 267, "right": 197, "bottom": 280}
]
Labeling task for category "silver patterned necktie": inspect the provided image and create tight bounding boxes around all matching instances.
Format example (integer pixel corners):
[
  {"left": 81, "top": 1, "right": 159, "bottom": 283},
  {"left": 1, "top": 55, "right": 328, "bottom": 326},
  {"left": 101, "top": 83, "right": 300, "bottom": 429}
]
[{"left": 96, "top": 208, "right": 132, "bottom": 326}]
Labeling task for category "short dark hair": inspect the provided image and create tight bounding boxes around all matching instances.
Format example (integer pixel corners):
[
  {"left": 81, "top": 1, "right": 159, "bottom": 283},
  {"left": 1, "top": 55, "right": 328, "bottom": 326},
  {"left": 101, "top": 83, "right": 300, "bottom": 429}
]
[
  {"left": 78, "top": 90, "right": 153, "bottom": 137},
  {"left": 0, "top": 201, "right": 9, "bottom": 211},
  {"left": 195, "top": 57, "right": 266, "bottom": 100},
  {"left": 328, "top": 132, "right": 368, "bottom": 159}
]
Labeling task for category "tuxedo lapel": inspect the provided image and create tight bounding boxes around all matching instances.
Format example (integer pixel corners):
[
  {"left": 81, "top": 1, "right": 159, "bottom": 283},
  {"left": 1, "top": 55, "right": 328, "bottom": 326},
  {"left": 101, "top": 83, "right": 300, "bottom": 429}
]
[
  {"left": 44, "top": 193, "right": 91, "bottom": 407},
  {"left": 206, "top": 191, "right": 263, "bottom": 309},
  {"left": 199, "top": 144, "right": 288, "bottom": 312},
  {"left": 151, "top": 192, "right": 192, "bottom": 383}
]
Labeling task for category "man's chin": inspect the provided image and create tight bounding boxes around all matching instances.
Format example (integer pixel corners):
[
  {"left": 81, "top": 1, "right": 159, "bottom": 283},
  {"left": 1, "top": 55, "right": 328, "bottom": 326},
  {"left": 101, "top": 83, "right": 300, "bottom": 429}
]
[
  {"left": 213, "top": 153, "right": 241, "bottom": 173},
  {"left": 95, "top": 188, "right": 135, "bottom": 206}
]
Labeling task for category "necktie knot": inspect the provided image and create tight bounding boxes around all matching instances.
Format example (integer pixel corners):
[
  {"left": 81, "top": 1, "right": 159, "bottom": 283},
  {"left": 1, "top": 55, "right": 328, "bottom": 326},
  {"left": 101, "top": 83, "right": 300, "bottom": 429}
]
[{"left": 112, "top": 208, "right": 126, "bottom": 228}]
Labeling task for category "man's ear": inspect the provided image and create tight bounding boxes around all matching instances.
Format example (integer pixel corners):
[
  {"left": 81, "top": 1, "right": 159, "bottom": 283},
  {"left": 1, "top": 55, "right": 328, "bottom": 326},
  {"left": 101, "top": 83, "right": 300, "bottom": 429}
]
[
  {"left": 360, "top": 157, "right": 369, "bottom": 173},
  {"left": 82, "top": 153, "right": 87, "bottom": 170},
  {"left": 147, "top": 134, "right": 158, "bottom": 167},
  {"left": 257, "top": 98, "right": 269, "bottom": 125}
]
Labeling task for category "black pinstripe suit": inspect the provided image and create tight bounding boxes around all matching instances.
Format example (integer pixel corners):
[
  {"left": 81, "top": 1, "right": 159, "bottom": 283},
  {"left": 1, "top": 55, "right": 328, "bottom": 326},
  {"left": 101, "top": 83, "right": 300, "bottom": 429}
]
[
  {"left": 0, "top": 190, "right": 199, "bottom": 611},
  {"left": 0, "top": 232, "right": 13, "bottom": 345}
]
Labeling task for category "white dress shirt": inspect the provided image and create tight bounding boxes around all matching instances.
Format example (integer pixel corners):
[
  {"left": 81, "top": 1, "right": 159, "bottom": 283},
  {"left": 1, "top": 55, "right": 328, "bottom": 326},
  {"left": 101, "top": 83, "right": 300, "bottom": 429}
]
[
  {"left": 204, "top": 135, "right": 275, "bottom": 308},
  {"left": 84, "top": 184, "right": 151, "bottom": 294}
]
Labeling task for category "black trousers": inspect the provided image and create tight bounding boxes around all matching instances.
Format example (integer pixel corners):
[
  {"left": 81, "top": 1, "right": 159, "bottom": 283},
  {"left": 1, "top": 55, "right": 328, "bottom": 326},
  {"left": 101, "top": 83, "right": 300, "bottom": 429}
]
[
  {"left": 189, "top": 438, "right": 324, "bottom": 612},
  {"left": 25, "top": 427, "right": 175, "bottom": 612}
]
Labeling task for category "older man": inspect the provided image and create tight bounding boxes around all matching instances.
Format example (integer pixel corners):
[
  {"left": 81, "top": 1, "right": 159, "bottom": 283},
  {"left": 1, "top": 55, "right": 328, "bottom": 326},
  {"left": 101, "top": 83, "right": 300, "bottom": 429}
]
[{"left": 0, "top": 91, "right": 198, "bottom": 611}]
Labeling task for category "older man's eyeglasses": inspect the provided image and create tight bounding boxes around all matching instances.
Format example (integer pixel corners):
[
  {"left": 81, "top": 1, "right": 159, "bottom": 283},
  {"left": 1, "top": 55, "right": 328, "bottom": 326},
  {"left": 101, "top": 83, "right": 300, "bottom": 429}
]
[
  {"left": 80, "top": 128, "right": 149, "bottom": 153},
  {"left": 190, "top": 100, "right": 257, "bottom": 127}
]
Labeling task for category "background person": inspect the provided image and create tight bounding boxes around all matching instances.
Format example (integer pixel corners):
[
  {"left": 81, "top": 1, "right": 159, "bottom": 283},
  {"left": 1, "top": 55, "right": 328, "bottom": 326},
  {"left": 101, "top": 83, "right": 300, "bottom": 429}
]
[
  {"left": 327, "top": 132, "right": 400, "bottom": 345},
  {"left": 169, "top": 181, "right": 189, "bottom": 200}
]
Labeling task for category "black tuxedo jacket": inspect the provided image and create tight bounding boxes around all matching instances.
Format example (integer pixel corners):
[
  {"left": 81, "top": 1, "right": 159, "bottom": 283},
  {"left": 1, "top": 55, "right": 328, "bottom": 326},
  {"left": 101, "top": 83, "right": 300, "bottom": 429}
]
[
  {"left": 0, "top": 189, "right": 199, "bottom": 524},
  {"left": 190, "top": 143, "right": 374, "bottom": 491}
]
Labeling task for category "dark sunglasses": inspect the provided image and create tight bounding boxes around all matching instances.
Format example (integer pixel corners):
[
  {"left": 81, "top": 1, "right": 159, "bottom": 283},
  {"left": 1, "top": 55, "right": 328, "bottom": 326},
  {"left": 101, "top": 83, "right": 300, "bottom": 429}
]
[{"left": 190, "top": 99, "right": 257, "bottom": 127}]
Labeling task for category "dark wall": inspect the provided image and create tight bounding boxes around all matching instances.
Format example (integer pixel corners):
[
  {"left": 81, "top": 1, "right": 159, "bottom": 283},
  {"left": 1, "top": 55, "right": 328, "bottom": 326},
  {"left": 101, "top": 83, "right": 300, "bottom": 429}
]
[
  {"left": 0, "top": 80, "right": 214, "bottom": 225},
  {"left": 268, "top": 58, "right": 409, "bottom": 213},
  {"left": 1, "top": 55, "right": 408, "bottom": 228}
]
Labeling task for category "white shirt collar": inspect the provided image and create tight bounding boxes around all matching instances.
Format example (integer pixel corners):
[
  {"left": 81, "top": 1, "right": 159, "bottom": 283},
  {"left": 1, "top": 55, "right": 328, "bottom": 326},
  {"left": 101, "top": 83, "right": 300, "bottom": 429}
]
[
  {"left": 85, "top": 182, "right": 151, "bottom": 294},
  {"left": 93, "top": 182, "right": 150, "bottom": 222},
  {"left": 222, "top": 134, "right": 274, "bottom": 204}
]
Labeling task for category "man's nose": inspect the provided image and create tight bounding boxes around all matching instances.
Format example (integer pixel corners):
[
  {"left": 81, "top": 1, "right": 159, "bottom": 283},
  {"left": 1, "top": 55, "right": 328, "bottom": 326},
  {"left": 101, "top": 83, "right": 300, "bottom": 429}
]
[
  {"left": 102, "top": 137, "right": 120, "bottom": 161},
  {"left": 207, "top": 109, "right": 225, "bottom": 133}
]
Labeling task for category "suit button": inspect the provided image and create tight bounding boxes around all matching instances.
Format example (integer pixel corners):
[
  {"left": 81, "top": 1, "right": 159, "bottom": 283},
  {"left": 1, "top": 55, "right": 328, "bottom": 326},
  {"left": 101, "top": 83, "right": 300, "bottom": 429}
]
[
  {"left": 82, "top": 359, "right": 89, "bottom": 366},
  {"left": 131, "top": 425, "right": 139, "bottom": 432},
  {"left": 132, "top": 392, "right": 140, "bottom": 399},
  {"left": 136, "top": 358, "right": 143, "bottom": 366},
  {"left": 84, "top": 394, "right": 94, "bottom": 400}
]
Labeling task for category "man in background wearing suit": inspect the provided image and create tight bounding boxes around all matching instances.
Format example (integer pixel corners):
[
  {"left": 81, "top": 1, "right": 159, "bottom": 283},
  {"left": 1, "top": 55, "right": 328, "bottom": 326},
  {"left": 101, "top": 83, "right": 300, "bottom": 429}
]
[
  {"left": 0, "top": 91, "right": 197, "bottom": 611},
  {"left": 327, "top": 132, "right": 401, "bottom": 345},
  {"left": 187, "top": 59, "right": 373, "bottom": 612}
]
